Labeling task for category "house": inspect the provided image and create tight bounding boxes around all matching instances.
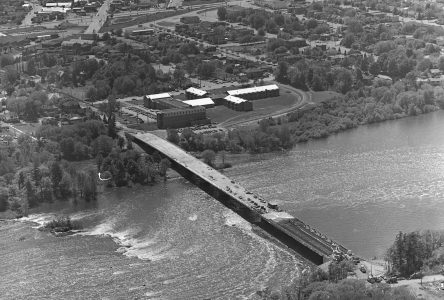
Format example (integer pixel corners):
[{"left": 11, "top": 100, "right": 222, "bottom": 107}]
[
  {"left": 285, "top": 37, "right": 307, "bottom": 48},
  {"left": 375, "top": 74, "right": 393, "bottom": 84}
]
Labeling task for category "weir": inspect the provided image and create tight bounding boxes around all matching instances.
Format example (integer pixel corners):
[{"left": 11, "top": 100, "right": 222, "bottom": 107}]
[{"left": 130, "top": 132, "right": 350, "bottom": 265}]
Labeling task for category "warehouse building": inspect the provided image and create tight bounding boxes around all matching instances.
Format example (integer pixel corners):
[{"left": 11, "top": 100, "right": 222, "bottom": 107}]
[
  {"left": 185, "top": 87, "right": 208, "bottom": 99},
  {"left": 157, "top": 107, "right": 209, "bottom": 129},
  {"left": 226, "top": 84, "right": 279, "bottom": 100},
  {"left": 183, "top": 98, "right": 215, "bottom": 108},
  {"left": 224, "top": 95, "right": 253, "bottom": 111},
  {"left": 144, "top": 93, "right": 191, "bottom": 110}
]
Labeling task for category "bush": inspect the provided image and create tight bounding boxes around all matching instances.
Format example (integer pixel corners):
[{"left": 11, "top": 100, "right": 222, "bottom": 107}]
[{"left": 43, "top": 216, "right": 80, "bottom": 232}]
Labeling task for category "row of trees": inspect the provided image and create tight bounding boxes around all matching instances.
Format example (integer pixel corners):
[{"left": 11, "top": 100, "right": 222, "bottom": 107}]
[
  {"left": 259, "top": 264, "right": 416, "bottom": 300},
  {"left": 167, "top": 120, "right": 294, "bottom": 155}
]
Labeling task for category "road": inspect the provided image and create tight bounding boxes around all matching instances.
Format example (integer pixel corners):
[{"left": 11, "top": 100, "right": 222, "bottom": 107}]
[
  {"left": 22, "top": 1, "right": 42, "bottom": 26},
  {"left": 85, "top": 0, "right": 112, "bottom": 34}
]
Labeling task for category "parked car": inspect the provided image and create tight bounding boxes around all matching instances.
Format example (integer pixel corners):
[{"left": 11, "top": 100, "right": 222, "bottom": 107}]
[
  {"left": 360, "top": 265, "right": 367, "bottom": 273},
  {"left": 386, "top": 277, "right": 398, "bottom": 284}
]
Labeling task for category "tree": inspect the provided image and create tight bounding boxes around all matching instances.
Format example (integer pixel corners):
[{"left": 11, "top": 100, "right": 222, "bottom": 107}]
[
  {"left": 18, "top": 171, "right": 25, "bottom": 189},
  {"left": 369, "top": 62, "right": 380, "bottom": 76},
  {"left": 107, "top": 114, "right": 117, "bottom": 138},
  {"left": 275, "top": 61, "right": 289, "bottom": 83},
  {"left": 341, "top": 33, "right": 355, "bottom": 48},
  {"left": 0, "top": 54, "right": 14, "bottom": 67},
  {"left": 198, "top": 62, "right": 216, "bottom": 79},
  {"left": 257, "top": 28, "right": 265, "bottom": 36},
  {"left": 27, "top": 59, "right": 37, "bottom": 76},
  {"left": 167, "top": 129, "right": 180, "bottom": 144},
  {"left": 159, "top": 158, "right": 171, "bottom": 177},
  {"left": 0, "top": 187, "right": 8, "bottom": 212},
  {"left": 60, "top": 137, "right": 75, "bottom": 160},
  {"left": 25, "top": 180, "right": 37, "bottom": 208},
  {"left": 217, "top": 7, "right": 227, "bottom": 21},
  {"left": 202, "top": 150, "right": 216, "bottom": 167},
  {"left": 51, "top": 162, "right": 63, "bottom": 192}
]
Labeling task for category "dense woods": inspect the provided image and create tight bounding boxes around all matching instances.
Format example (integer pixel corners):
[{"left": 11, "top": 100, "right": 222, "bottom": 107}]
[{"left": 387, "top": 231, "right": 444, "bottom": 277}]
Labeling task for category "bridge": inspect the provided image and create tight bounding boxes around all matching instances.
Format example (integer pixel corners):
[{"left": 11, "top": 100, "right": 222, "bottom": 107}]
[{"left": 130, "top": 132, "right": 350, "bottom": 265}]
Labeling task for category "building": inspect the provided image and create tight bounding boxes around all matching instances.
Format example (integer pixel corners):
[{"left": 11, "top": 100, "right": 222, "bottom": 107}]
[
  {"left": 130, "top": 28, "right": 155, "bottom": 36},
  {"left": 224, "top": 95, "right": 253, "bottom": 111},
  {"left": 157, "top": 107, "right": 209, "bottom": 129},
  {"left": 61, "top": 39, "right": 94, "bottom": 48},
  {"left": 285, "top": 37, "right": 307, "bottom": 48},
  {"left": 144, "top": 93, "right": 193, "bottom": 110},
  {"left": 254, "top": 0, "right": 289, "bottom": 10},
  {"left": 183, "top": 98, "right": 215, "bottom": 108},
  {"left": 185, "top": 87, "right": 208, "bottom": 99},
  {"left": 227, "top": 84, "right": 279, "bottom": 100},
  {"left": 375, "top": 74, "right": 393, "bottom": 84}
]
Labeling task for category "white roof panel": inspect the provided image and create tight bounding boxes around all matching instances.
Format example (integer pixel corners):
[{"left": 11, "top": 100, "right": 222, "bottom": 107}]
[
  {"left": 183, "top": 98, "right": 214, "bottom": 106},
  {"left": 224, "top": 95, "right": 247, "bottom": 104},
  {"left": 186, "top": 87, "right": 208, "bottom": 96},
  {"left": 227, "top": 84, "right": 279, "bottom": 96},
  {"left": 146, "top": 93, "right": 171, "bottom": 100}
]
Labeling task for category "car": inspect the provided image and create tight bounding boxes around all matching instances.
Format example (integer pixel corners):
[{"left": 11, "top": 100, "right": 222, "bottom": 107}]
[
  {"left": 360, "top": 265, "right": 366, "bottom": 273},
  {"left": 386, "top": 277, "right": 398, "bottom": 284}
]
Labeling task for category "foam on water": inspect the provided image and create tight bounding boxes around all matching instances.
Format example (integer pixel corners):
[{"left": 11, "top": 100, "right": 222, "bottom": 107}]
[
  {"left": 223, "top": 210, "right": 252, "bottom": 231},
  {"left": 19, "top": 213, "right": 57, "bottom": 228},
  {"left": 78, "top": 219, "right": 173, "bottom": 261},
  {"left": 188, "top": 214, "right": 198, "bottom": 221}
]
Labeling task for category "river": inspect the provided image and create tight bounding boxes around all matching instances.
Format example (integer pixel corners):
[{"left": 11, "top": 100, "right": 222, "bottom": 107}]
[{"left": 2, "top": 111, "right": 444, "bottom": 299}]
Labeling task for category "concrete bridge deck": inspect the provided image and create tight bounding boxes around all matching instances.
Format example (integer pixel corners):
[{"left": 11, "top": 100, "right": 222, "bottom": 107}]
[{"left": 131, "top": 132, "right": 350, "bottom": 264}]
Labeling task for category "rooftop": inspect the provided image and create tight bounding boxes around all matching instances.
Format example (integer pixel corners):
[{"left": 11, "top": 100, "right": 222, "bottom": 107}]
[
  {"left": 183, "top": 98, "right": 214, "bottom": 106},
  {"left": 186, "top": 87, "right": 208, "bottom": 96},
  {"left": 225, "top": 95, "right": 248, "bottom": 104},
  {"left": 146, "top": 93, "right": 171, "bottom": 100},
  {"left": 227, "top": 84, "right": 279, "bottom": 96}
]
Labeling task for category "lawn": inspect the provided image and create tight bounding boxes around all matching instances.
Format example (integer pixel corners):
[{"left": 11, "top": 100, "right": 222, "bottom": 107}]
[
  {"left": 311, "top": 90, "right": 341, "bottom": 104},
  {"left": 206, "top": 90, "right": 300, "bottom": 126}
]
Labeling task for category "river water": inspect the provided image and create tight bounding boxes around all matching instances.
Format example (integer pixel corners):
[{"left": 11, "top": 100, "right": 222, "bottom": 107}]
[{"left": 2, "top": 111, "right": 444, "bottom": 299}]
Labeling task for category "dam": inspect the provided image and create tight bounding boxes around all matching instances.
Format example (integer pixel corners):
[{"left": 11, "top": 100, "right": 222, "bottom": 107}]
[{"left": 130, "top": 132, "right": 350, "bottom": 265}]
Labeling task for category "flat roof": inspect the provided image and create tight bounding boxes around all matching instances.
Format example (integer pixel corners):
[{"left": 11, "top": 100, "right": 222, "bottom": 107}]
[
  {"left": 146, "top": 93, "right": 171, "bottom": 100},
  {"left": 183, "top": 98, "right": 214, "bottom": 106},
  {"left": 46, "top": 2, "right": 72, "bottom": 7},
  {"left": 227, "top": 84, "right": 279, "bottom": 96},
  {"left": 224, "top": 95, "right": 247, "bottom": 104},
  {"left": 186, "top": 87, "right": 208, "bottom": 96}
]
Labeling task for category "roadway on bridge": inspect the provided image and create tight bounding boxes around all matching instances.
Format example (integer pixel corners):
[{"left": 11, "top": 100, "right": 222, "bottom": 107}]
[{"left": 85, "top": 0, "right": 112, "bottom": 34}]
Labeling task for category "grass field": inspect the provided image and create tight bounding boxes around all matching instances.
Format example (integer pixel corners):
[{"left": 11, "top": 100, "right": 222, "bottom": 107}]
[
  {"left": 311, "top": 90, "right": 341, "bottom": 103},
  {"left": 206, "top": 90, "right": 300, "bottom": 125}
]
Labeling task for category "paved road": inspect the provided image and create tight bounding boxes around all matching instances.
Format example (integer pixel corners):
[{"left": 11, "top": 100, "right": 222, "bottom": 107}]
[
  {"left": 85, "top": 0, "right": 112, "bottom": 34},
  {"left": 22, "top": 1, "right": 42, "bottom": 26}
]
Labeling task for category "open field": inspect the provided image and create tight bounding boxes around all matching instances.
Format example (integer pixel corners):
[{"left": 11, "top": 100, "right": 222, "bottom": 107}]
[
  {"left": 207, "top": 90, "right": 300, "bottom": 126},
  {"left": 311, "top": 90, "right": 341, "bottom": 104}
]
